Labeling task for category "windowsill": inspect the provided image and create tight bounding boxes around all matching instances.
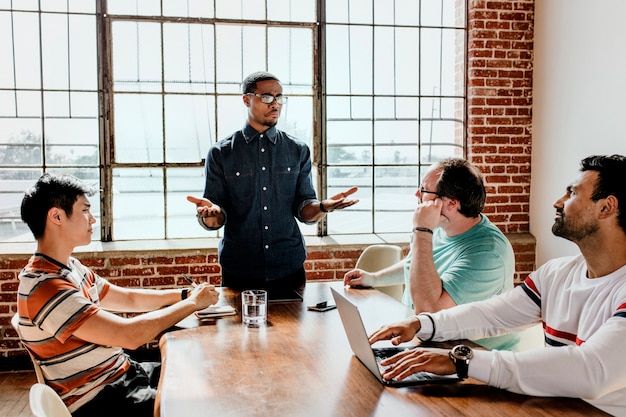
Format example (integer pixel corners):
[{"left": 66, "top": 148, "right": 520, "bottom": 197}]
[
  {"left": 0, "top": 233, "right": 413, "bottom": 256},
  {"left": 0, "top": 232, "right": 534, "bottom": 257}
]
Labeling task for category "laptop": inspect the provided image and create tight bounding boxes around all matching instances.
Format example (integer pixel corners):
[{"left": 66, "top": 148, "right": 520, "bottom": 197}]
[{"left": 330, "top": 287, "right": 459, "bottom": 387}]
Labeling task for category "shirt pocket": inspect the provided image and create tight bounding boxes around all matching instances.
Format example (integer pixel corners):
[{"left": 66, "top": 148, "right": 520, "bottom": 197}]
[
  {"left": 276, "top": 165, "right": 300, "bottom": 197},
  {"left": 225, "top": 169, "right": 254, "bottom": 204}
]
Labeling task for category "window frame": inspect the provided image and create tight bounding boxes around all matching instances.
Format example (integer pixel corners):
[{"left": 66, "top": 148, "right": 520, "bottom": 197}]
[{"left": 0, "top": 0, "right": 467, "bottom": 243}]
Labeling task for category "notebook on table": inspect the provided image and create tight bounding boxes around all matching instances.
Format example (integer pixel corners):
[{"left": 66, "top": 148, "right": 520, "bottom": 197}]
[{"left": 330, "top": 287, "right": 459, "bottom": 387}]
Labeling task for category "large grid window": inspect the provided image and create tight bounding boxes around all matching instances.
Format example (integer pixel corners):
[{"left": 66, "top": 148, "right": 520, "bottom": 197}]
[{"left": 0, "top": 0, "right": 466, "bottom": 243}]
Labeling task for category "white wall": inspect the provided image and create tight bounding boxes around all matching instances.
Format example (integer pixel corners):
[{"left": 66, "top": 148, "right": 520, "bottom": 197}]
[{"left": 531, "top": 0, "right": 626, "bottom": 266}]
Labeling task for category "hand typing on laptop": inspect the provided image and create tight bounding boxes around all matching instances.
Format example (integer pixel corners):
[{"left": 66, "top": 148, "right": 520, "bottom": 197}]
[
  {"left": 332, "top": 288, "right": 458, "bottom": 386},
  {"left": 369, "top": 316, "right": 458, "bottom": 382},
  {"left": 377, "top": 346, "right": 455, "bottom": 382},
  {"left": 368, "top": 316, "right": 422, "bottom": 346}
]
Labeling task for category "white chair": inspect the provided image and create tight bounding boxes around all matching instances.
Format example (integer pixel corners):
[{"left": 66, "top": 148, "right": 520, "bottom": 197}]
[
  {"left": 12, "top": 313, "right": 46, "bottom": 384},
  {"left": 29, "top": 383, "right": 72, "bottom": 417},
  {"left": 354, "top": 244, "right": 404, "bottom": 301}
]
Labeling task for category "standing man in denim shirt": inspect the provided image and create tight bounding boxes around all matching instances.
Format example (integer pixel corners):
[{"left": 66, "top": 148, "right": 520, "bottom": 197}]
[{"left": 188, "top": 71, "right": 358, "bottom": 294}]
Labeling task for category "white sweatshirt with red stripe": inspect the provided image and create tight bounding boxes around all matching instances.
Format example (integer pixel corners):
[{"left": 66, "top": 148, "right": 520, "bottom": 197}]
[{"left": 418, "top": 254, "right": 626, "bottom": 416}]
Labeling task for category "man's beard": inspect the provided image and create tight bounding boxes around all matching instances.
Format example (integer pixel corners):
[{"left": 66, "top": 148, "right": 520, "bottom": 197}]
[{"left": 552, "top": 214, "right": 598, "bottom": 242}]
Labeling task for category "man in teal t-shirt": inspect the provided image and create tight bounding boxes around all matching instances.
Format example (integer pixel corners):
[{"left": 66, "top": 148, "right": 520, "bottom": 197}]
[{"left": 344, "top": 158, "right": 518, "bottom": 350}]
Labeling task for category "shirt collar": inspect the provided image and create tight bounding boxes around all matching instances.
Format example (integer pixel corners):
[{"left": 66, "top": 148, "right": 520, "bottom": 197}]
[{"left": 242, "top": 123, "right": 278, "bottom": 144}]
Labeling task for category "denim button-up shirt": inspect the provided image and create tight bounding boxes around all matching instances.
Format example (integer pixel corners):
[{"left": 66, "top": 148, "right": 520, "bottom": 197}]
[{"left": 201, "top": 123, "right": 318, "bottom": 280}]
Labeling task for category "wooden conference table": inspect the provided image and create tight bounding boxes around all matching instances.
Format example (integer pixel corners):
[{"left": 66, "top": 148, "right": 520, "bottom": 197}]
[{"left": 156, "top": 281, "right": 608, "bottom": 417}]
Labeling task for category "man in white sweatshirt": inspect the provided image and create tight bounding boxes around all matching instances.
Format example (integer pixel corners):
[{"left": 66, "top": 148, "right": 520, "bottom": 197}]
[{"left": 369, "top": 154, "right": 626, "bottom": 416}]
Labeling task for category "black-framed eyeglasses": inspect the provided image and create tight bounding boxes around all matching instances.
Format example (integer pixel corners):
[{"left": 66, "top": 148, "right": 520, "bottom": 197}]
[
  {"left": 246, "top": 93, "right": 287, "bottom": 105},
  {"left": 419, "top": 186, "right": 440, "bottom": 197}
]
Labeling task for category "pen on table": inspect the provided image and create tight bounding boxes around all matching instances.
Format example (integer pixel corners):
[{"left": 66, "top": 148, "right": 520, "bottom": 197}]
[{"left": 182, "top": 274, "right": 198, "bottom": 287}]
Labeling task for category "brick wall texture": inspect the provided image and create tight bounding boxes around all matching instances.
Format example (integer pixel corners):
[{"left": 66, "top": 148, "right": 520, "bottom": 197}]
[{"left": 0, "top": 0, "right": 535, "bottom": 364}]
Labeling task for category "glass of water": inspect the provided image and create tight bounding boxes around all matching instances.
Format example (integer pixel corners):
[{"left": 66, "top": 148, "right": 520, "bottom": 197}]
[{"left": 241, "top": 290, "right": 267, "bottom": 326}]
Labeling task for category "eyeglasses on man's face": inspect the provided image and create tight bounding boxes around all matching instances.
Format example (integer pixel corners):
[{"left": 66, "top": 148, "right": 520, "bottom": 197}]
[
  {"left": 417, "top": 186, "right": 441, "bottom": 199},
  {"left": 246, "top": 93, "right": 288, "bottom": 105}
]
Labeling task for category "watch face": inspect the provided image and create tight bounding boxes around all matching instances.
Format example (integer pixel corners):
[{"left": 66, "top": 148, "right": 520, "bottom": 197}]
[{"left": 452, "top": 345, "right": 473, "bottom": 360}]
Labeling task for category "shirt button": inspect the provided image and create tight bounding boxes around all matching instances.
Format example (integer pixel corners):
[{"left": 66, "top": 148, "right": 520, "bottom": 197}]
[
  {"left": 236, "top": 172, "right": 240, "bottom": 176},
  {"left": 262, "top": 186, "right": 267, "bottom": 191},
  {"left": 265, "top": 245, "right": 269, "bottom": 249},
  {"left": 264, "top": 225, "right": 269, "bottom": 230},
  {"left": 261, "top": 148, "right": 265, "bottom": 152},
  {"left": 262, "top": 166, "right": 266, "bottom": 171},
  {"left": 264, "top": 206, "right": 268, "bottom": 210}
]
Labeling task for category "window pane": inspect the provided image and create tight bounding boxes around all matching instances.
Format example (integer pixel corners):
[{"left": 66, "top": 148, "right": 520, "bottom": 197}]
[
  {"left": 112, "top": 168, "right": 165, "bottom": 240},
  {"left": 215, "top": 0, "right": 265, "bottom": 20},
  {"left": 216, "top": 25, "right": 266, "bottom": 85},
  {"left": 278, "top": 95, "right": 313, "bottom": 149},
  {"left": 374, "top": 120, "right": 419, "bottom": 145},
  {"left": 326, "top": 0, "right": 373, "bottom": 24},
  {"left": 268, "top": 28, "right": 313, "bottom": 87},
  {"left": 373, "top": 166, "right": 415, "bottom": 233},
  {"left": 268, "top": 0, "right": 315, "bottom": 22},
  {"left": 0, "top": 168, "right": 43, "bottom": 242},
  {"left": 326, "top": 25, "right": 373, "bottom": 95},
  {"left": 165, "top": 94, "right": 215, "bottom": 163},
  {"left": 16, "top": 91, "right": 42, "bottom": 118},
  {"left": 421, "top": 28, "right": 464, "bottom": 96},
  {"left": 327, "top": 120, "right": 372, "bottom": 146},
  {"left": 395, "top": 0, "right": 420, "bottom": 26},
  {"left": 41, "top": 0, "right": 94, "bottom": 13},
  {"left": 374, "top": 96, "right": 419, "bottom": 120},
  {"left": 114, "top": 94, "right": 164, "bottom": 163},
  {"left": 45, "top": 118, "right": 99, "bottom": 166},
  {"left": 164, "top": 23, "right": 215, "bottom": 93},
  {"left": 328, "top": 96, "right": 372, "bottom": 120},
  {"left": 374, "top": 27, "right": 419, "bottom": 95},
  {"left": 166, "top": 168, "right": 219, "bottom": 239},
  {"left": 0, "top": 12, "right": 16, "bottom": 89},
  {"left": 41, "top": 13, "right": 69, "bottom": 90},
  {"left": 421, "top": 0, "right": 465, "bottom": 27},
  {"left": 112, "top": 21, "right": 162, "bottom": 93},
  {"left": 0, "top": 119, "right": 42, "bottom": 166},
  {"left": 13, "top": 12, "right": 41, "bottom": 89},
  {"left": 107, "top": 0, "right": 161, "bottom": 16},
  {"left": 216, "top": 95, "right": 246, "bottom": 140},
  {"left": 327, "top": 166, "right": 373, "bottom": 234},
  {"left": 163, "top": 0, "right": 215, "bottom": 18},
  {"left": 69, "top": 14, "right": 97, "bottom": 90}
]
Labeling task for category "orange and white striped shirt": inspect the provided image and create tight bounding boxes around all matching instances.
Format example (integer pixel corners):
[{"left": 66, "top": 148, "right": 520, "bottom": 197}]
[{"left": 16, "top": 254, "right": 130, "bottom": 412}]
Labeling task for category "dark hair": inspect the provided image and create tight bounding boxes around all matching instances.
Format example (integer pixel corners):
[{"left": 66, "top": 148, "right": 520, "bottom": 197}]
[
  {"left": 20, "top": 173, "right": 97, "bottom": 239},
  {"left": 580, "top": 154, "right": 626, "bottom": 232},
  {"left": 435, "top": 158, "right": 486, "bottom": 218},
  {"left": 241, "top": 71, "right": 280, "bottom": 94}
]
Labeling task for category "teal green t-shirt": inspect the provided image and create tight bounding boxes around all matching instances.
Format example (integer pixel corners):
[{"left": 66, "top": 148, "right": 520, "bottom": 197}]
[{"left": 402, "top": 214, "right": 519, "bottom": 350}]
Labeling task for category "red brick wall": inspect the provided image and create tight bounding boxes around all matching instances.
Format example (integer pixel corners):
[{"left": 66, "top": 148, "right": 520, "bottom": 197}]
[
  {"left": 0, "top": 235, "right": 534, "bottom": 364},
  {"left": 0, "top": 0, "right": 536, "bottom": 365},
  {"left": 467, "top": 0, "right": 534, "bottom": 233}
]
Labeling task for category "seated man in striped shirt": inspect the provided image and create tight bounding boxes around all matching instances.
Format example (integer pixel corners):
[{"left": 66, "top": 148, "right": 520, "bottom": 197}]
[{"left": 16, "top": 173, "right": 219, "bottom": 417}]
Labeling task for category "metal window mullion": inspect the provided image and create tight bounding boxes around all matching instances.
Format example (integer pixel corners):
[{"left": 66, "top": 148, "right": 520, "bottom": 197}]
[
  {"left": 98, "top": 0, "right": 114, "bottom": 241},
  {"left": 160, "top": 21, "right": 169, "bottom": 238},
  {"left": 316, "top": 0, "right": 327, "bottom": 236},
  {"left": 9, "top": 10, "right": 18, "bottom": 117},
  {"left": 37, "top": 7, "right": 46, "bottom": 170},
  {"left": 370, "top": 2, "right": 376, "bottom": 233}
]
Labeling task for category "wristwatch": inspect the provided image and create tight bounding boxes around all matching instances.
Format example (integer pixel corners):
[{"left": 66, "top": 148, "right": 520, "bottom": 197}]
[{"left": 449, "top": 344, "right": 473, "bottom": 379}]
